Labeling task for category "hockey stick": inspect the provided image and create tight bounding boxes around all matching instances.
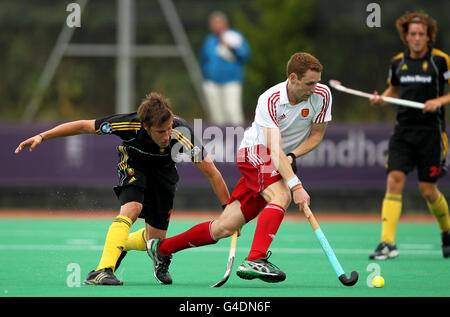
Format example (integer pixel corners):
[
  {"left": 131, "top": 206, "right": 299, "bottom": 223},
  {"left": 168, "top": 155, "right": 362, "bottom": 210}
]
[
  {"left": 303, "top": 203, "right": 358, "bottom": 286},
  {"left": 210, "top": 231, "right": 238, "bottom": 287},
  {"left": 329, "top": 79, "right": 425, "bottom": 109}
]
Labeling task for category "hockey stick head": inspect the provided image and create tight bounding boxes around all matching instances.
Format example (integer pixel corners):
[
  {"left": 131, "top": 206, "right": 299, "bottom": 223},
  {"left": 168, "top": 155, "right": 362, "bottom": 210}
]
[
  {"left": 210, "top": 275, "right": 230, "bottom": 288},
  {"left": 338, "top": 271, "right": 359, "bottom": 286},
  {"left": 210, "top": 255, "right": 235, "bottom": 287},
  {"left": 328, "top": 79, "right": 342, "bottom": 88},
  {"left": 210, "top": 232, "right": 238, "bottom": 288}
]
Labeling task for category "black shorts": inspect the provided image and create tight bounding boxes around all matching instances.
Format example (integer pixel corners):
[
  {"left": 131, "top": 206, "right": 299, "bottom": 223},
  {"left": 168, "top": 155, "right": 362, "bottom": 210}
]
[
  {"left": 386, "top": 126, "right": 448, "bottom": 183},
  {"left": 113, "top": 167, "right": 176, "bottom": 231}
]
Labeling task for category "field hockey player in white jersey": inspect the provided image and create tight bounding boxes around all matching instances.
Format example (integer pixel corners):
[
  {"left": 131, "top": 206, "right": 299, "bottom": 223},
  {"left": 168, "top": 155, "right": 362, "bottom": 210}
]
[{"left": 146, "top": 52, "right": 332, "bottom": 284}]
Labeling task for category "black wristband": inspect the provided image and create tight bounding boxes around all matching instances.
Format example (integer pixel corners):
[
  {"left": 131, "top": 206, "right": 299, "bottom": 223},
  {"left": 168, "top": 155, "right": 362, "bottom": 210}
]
[{"left": 287, "top": 153, "right": 297, "bottom": 174}]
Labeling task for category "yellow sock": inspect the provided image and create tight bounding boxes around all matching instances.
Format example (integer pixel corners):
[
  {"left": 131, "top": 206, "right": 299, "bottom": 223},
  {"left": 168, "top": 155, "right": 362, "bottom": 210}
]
[
  {"left": 124, "top": 227, "right": 147, "bottom": 251},
  {"left": 96, "top": 215, "right": 133, "bottom": 272},
  {"left": 380, "top": 193, "right": 402, "bottom": 244},
  {"left": 427, "top": 193, "right": 450, "bottom": 233}
]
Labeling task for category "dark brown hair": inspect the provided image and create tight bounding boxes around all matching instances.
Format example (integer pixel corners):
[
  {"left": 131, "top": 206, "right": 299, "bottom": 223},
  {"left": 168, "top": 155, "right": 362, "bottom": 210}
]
[
  {"left": 395, "top": 12, "right": 437, "bottom": 45},
  {"left": 137, "top": 92, "right": 173, "bottom": 127},
  {"left": 286, "top": 52, "right": 323, "bottom": 79}
]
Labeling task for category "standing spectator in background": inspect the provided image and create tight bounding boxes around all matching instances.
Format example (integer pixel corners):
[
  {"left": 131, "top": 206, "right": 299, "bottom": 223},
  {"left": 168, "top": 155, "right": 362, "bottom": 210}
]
[
  {"left": 200, "top": 11, "right": 250, "bottom": 126},
  {"left": 369, "top": 12, "right": 450, "bottom": 260}
]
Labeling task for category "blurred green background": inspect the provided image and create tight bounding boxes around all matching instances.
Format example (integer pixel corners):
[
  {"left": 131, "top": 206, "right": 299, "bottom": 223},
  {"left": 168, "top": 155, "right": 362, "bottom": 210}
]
[{"left": 1, "top": 0, "right": 448, "bottom": 123}]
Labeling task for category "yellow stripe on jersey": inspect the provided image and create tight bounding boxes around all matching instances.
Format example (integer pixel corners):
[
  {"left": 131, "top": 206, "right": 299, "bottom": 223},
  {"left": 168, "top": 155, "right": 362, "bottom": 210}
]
[
  {"left": 111, "top": 122, "right": 142, "bottom": 131},
  {"left": 171, "top": 129, "right": 194, "bottom": 151},
  {"left": 442, "top": 132, "right": 448, "bottom": 161},
  {"left": 431, "top": 48, "right": 450, "bottom": 68},
  {"left": 387, "top": 52, "right": 405, "bottom": 85},
  {"left": 118, "top": 146, "right": 129, "bottom": 170},
  {"left": 113, "top": 127, "right": 141, "bottom": 132},
  {"left": 431, "top": 48, "right": 450, "bottom": 84},
  {"left": 111, "top": 122, "right": 141, "bottom": 127},
  {"left": 95, "top": 122, "right": 141, "bottom": 134},
  {"left": 391, "top": 52, "right": 404, "bottom": 62}
]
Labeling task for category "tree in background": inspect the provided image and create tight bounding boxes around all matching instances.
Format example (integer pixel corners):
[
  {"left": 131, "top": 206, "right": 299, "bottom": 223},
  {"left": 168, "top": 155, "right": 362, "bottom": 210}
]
[{"left": 233, "top": 0, "right": 317, "bottom": 117}]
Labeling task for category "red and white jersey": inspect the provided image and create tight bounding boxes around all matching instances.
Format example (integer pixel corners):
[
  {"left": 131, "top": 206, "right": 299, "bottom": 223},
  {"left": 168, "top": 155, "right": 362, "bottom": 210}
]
[{"left": 240, "top": 79, "right": 332, "bottom": 153}]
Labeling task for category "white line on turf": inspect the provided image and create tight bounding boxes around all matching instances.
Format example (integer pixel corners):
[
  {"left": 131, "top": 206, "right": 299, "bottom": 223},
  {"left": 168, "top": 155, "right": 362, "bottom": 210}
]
[
  {"left": 65, "top": 239, "right": 96, "bottom": 245},
  {"left": 398, "top": 243, "right": 433, "bottom": 249},
  {"left": 0, "top": 245, "right": 441, "bottom": 255}
]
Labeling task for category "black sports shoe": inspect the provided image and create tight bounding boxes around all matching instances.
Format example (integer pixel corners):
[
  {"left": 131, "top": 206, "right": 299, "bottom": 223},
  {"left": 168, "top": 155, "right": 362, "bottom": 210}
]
[
  {"left": 83, "top": 268, "right": 123, "bottom": 285},
  {"left": 236, "top": 251, "right": 286, "bottom": 283},
  {"left": 442, "top": 231, "right": 450, "bottom": 258},
  {"left": 146, "top": 238, "right": 173, "bottom": 284},
  {"left": 369, "top": 242, "right": 399, "bottom": 260}
]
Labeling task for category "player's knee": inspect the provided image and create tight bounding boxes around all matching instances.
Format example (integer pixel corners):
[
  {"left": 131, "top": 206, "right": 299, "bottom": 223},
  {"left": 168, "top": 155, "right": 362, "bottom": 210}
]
[
  {"left": 271, "top": 190, "right": 291, "bottom": 209},
  {"left": 215, "top": 226, "right": 235, "bottom": 240},
  {"left": 419, "top": 184, "right": 438, "bottom": 202},
  {"left": 387, "top": 171, "right": 406, "bottom": 193},
  {"left": 211, "top": 221, "right": 236, "bottom": 240},
  {"left": 220, "top": 227, "right": 236, "bottom": 239},
  {"left": 119, "top": 201, "right": 143, "bottom": 222}
]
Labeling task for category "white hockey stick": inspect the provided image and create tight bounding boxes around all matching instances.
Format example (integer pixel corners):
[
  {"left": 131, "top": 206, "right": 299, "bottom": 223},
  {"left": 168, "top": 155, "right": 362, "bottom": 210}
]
[
  {"left": 329, "top": 80, "right": 424, "bottom": 109},
  {"left": 210, "top": 231, "right": 238, "bottom": 287}
]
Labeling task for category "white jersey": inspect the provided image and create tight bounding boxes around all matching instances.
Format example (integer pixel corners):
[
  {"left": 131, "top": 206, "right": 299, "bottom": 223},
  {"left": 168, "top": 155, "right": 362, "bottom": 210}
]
[{"left": 239, "top": 79, "right": 332, "bottom": 154}]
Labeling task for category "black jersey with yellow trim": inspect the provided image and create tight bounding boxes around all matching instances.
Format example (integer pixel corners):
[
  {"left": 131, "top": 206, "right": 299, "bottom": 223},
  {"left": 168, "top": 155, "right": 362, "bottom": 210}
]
[
  {"left": 94, "top": 113, "right": 207, "bottom": 168},
  {"left": 387, "top": 47, "right": 450, "bottom": 130}
]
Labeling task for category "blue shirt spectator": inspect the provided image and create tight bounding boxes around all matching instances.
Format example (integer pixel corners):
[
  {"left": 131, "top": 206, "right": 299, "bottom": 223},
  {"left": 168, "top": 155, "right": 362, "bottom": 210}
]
[
  {"left": 200, "top": 11, "right": 250, "bottom": 125},
  {"left": 200, "top": 29, "right": 250, "bottom": 84}
]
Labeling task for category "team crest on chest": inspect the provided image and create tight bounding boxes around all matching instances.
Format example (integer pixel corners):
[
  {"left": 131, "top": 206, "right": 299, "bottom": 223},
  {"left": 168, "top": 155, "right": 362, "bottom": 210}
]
[
  {"left": 422, "top": 61, "right": 428, "bottom": 72},
  {"left": 301, "top": 109, "right": 310, "bottom": 117}
]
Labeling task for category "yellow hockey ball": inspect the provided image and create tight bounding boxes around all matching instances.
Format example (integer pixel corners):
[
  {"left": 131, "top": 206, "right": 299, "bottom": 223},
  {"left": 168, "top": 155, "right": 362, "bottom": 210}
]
[{"left": 372, "top": 276, "right": 385, "bottom": 288}]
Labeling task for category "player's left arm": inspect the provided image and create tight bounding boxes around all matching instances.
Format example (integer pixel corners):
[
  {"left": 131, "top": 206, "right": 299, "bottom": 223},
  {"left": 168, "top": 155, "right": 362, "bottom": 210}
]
[
  {"left": 424, "top": 92, "right": 450, "bottom": 113},
  {"left": 195, "top": 155, "right": 231, "bottom": 207},
  {"left": 288, "top": 122, "right": 328, "bottom": 160}
]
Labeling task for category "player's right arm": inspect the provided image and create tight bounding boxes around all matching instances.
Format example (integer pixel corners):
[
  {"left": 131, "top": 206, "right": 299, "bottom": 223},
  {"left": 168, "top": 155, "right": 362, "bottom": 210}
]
[{"left": 14, "top": 119, "right": 95, "bottom": 154}]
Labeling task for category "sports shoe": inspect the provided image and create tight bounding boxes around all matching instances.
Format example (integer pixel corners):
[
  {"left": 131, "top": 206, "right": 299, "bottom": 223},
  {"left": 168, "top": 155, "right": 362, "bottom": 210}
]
[
  {"left": 146, "top": 238, "right": 173, "bottom": 284},
  {"left": 236, "top": 251, "right": 286, "bottom": 283},
  {"left": 83, "top": 268, "right": 123, "bottom": 285},
  {"left": 369, "top": 242, "right": 399, "bottom": 260},
  {"left": 442, "top": 231, "right": 450, "bottom": 258}
]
